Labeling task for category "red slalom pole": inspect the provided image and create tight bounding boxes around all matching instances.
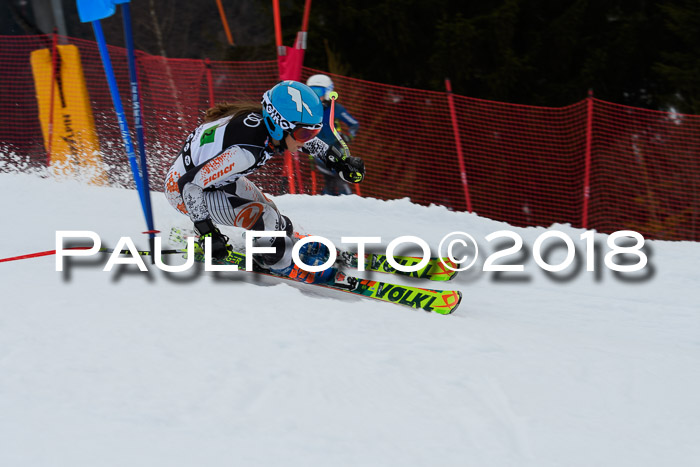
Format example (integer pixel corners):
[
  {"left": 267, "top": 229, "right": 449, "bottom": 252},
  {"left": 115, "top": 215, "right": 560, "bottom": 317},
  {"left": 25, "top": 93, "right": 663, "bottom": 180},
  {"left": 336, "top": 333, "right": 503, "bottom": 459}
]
[
  {"left": 0, "top": 247, "right": 89, "bottom": 263},
  {"left": 205, "top": 58, "right": 215, "bottom": 107},
  {"left": 0, "top": 246, "right": 180, "bottom": 263},
  {"left": 445, "top": 78, "right": 472, "bottom": 213},
  {"left": 582, "top": 89, "right": 594, "bottom": 229},
  {"left": 272, "top": 0, "right": 283, "bottom": 55}
]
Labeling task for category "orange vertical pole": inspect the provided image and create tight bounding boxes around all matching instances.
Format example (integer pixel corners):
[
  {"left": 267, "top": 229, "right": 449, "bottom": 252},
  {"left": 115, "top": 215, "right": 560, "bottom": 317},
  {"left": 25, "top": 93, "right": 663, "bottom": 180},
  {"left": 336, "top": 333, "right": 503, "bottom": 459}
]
[{"left": 215, "top": 0, "right": 235, "bottom": 46}]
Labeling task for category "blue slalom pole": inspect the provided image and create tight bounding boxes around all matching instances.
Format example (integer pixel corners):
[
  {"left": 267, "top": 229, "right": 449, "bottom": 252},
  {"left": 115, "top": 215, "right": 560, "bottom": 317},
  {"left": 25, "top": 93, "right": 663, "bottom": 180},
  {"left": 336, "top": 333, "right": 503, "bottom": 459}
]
[
  {"left": 77, "top": 0, "right": 155, "bottom": 236},
  {"left": 119, "top": 1, "right": 155, "bottom": 236},
  {"left": 91, "top": 20, "right": 150, "bottom": 223}
]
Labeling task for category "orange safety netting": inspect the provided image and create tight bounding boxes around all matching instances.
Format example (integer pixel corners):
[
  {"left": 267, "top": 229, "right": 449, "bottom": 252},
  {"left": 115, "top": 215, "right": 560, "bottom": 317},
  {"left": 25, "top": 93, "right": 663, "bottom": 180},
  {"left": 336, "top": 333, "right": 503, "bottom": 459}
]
[{"left": 1, "top": 34, "right": 699, "bottom": 241}]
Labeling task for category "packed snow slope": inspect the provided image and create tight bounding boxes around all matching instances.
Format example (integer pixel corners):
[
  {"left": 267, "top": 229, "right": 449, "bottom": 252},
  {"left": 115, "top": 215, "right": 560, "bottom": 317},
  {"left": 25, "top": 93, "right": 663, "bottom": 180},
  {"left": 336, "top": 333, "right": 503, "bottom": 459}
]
[{"left": 1, "top": 172, "right": 699, "bottom": 467}]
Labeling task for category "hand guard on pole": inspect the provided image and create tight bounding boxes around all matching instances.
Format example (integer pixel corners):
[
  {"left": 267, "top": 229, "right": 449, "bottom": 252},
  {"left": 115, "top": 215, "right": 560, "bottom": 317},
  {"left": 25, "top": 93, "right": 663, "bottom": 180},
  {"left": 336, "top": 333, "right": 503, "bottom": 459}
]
[{"left": 322, "top": 144, "right": 365, "bottom": 184}]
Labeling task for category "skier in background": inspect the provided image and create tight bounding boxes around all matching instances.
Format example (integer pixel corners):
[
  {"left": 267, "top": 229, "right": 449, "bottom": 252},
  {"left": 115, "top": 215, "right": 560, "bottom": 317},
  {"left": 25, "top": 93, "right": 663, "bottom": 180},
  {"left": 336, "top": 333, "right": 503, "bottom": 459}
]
[
  {"left": 164, "top": 80, "right": 365, "bottom": 283},
  {"left": 306, "top": 74, "right": 360, "bottom": 195}
]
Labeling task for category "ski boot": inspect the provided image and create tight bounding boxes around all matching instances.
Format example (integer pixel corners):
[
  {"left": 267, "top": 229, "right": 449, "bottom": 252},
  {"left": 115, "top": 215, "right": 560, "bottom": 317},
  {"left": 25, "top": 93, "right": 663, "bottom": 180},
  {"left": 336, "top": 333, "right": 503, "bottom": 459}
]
[
  {"left": 193, "top": 219, "right": 236, "bottom": 263},
  {"left": 269, "top": 241, "right": 337, "bottom": 284}
]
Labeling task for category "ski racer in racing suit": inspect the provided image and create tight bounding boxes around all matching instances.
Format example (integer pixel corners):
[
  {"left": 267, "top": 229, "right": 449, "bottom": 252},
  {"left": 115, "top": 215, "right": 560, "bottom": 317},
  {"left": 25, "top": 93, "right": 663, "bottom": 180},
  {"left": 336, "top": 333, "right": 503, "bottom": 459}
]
[{"left": 164, "top": 80, "right": 365, "bottom": 283}]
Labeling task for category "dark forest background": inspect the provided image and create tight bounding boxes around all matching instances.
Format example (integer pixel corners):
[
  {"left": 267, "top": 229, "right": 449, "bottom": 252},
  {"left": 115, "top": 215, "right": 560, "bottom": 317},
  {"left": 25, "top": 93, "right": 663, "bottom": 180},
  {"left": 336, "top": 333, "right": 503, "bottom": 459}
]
[{"left": 4, "top": 0, "right": 700, "bottom": 113}]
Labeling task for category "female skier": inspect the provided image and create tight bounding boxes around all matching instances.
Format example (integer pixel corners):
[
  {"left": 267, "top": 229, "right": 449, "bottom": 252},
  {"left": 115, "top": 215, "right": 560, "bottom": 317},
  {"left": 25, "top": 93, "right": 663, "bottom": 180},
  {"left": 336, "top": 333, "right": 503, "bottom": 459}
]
[{"left": 164, "top": 80, "right": 365, "bottom": 283}]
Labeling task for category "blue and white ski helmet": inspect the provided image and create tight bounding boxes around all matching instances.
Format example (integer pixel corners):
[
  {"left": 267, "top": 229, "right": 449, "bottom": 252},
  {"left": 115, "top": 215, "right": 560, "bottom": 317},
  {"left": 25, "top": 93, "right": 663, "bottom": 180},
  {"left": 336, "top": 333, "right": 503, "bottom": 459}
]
[{"left": 261, "top": 81, "right": 323, "bottom": 140}]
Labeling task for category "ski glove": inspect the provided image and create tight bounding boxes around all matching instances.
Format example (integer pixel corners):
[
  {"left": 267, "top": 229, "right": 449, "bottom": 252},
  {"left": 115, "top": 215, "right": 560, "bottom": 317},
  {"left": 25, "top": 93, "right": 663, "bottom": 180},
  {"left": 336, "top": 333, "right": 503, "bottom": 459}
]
[
  {"left": 194, "top": 218, "right": 231, "bottom": 260},
  {"left": 322, "top": 144, "right": 365, "bottom": 183}
]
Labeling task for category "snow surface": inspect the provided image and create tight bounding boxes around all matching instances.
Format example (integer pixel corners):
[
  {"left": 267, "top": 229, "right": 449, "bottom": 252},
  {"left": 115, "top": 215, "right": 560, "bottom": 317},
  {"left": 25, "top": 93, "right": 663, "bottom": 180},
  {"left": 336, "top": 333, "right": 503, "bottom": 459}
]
[{"left": 1, "top": 172, "right": 699, "bottom": 467}]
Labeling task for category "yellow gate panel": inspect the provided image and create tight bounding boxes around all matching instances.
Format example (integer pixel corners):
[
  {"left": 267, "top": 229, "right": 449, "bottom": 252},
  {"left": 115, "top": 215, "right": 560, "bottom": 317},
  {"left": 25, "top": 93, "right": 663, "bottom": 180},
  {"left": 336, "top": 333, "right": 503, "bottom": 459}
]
[{"left": 30, "top": 44, "right": 107, "bottom": 185}]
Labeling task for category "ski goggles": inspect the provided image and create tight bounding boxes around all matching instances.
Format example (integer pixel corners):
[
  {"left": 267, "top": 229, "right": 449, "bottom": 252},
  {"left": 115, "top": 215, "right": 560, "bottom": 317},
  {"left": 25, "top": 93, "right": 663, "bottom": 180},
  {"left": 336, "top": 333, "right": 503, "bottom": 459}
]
[{"left": 290, "top": 123, "right": 323, "bottom": 143}]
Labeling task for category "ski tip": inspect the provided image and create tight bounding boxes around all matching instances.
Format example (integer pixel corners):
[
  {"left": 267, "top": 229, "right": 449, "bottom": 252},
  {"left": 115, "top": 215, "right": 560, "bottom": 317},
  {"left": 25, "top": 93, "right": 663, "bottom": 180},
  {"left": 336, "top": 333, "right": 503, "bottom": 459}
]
[
  {"left": 447, "top": 290, "right": 463, "bottom": 314},
  {"left": 433, "top": 290, "right": 462, "bottom": 315}
]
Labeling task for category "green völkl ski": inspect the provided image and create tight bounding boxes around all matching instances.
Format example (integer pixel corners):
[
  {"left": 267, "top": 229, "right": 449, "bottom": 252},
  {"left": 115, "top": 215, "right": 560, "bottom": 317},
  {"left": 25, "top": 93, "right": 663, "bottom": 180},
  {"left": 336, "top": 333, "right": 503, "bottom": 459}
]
[
  {"left": 188, "top": 246, "right": 462, "bottom": 314},
  {"left": 170, "top": 227, "right": 458, "bottom": 281}
]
